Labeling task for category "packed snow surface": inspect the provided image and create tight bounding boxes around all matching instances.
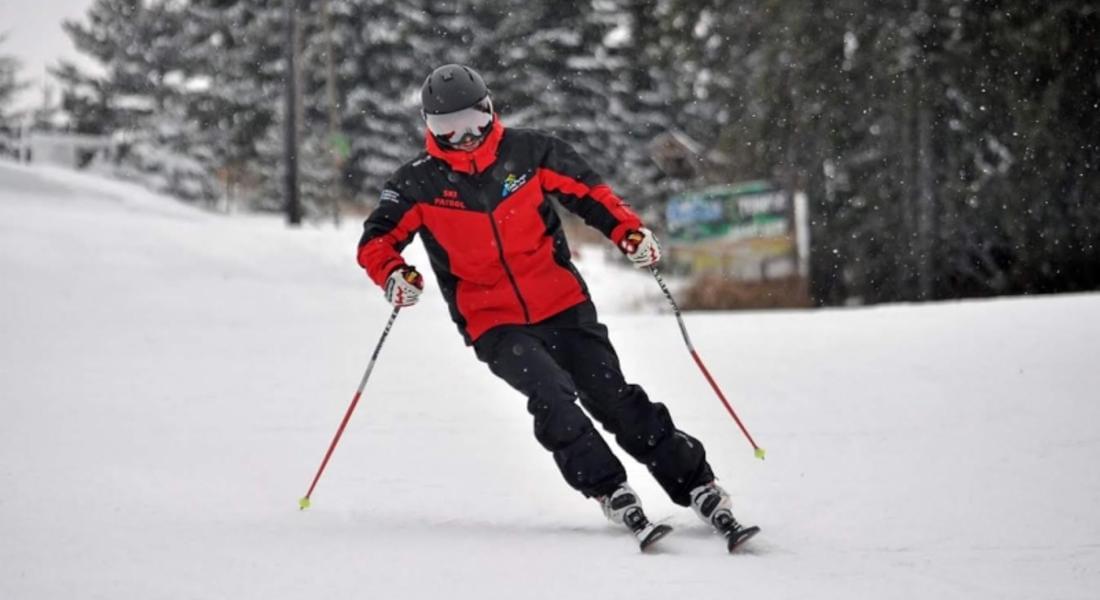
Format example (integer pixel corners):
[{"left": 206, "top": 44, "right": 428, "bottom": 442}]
[{"left": 2, "top": 161, "right": 1098, "bottom": 599}]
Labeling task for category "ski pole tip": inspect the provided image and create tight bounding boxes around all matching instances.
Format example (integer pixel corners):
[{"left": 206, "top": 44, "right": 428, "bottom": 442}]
[
  {"left": 298, "top": 496, "right": 311, "bottom": 510},
  {"left": 754, "top": 447, "right": 766, "bottom": 460}
]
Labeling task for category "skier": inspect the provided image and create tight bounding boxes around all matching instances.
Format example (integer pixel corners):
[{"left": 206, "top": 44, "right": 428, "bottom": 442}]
[{"left": 357, "top": 64, "right": 756, "bottom": 550}]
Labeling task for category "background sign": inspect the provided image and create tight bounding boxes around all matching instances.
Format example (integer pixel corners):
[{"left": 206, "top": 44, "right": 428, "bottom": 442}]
[{"left": 665, "top": 181, "right": 808, "bottom": 281}]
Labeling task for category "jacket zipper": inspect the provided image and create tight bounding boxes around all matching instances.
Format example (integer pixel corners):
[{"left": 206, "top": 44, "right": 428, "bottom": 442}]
[
  {"left": 486, "top": 212, "right": 531, "bottom": 323},
  {"left": 469, "top": 153, "right": 530, "bottom": 323}
]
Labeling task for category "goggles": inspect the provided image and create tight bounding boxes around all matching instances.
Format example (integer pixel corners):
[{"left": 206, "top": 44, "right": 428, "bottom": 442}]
[{"left": 424, "top": 97, "right": 494, "bottom": 147}]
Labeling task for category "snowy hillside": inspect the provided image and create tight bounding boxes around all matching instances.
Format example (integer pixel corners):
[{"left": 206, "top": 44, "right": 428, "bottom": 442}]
[{"left": 2, "top": 161, "right": 1099, "bottom": 600}]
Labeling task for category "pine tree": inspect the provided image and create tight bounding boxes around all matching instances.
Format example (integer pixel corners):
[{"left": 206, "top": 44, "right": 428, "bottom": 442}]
[
  {"left": 672, "top": 0, "right": 1100, "bottom": 304},
  {"left": 590, "top": 0, "right": 674, "bottom": 204},
  {"left": 61, "top": 0, "right": 181, "bottom": 129},
  {"left": 60, "top": 0, "right": 216, "bottom": 201},
  {"left": 183, "top": 0, "right": 285, "bottom": 210},
  {"left": 51, "top": 62, "right": 111, "bottom": 135},
  {"left": 937, "top": 1, "right": 1100, "bottom": 296},
  {"left": 0, "top": 33, "right": 27, "bottom": 131},
  {"left": 485, "top": 1, "right": 625, "bottom": 191},
  {"left": 330, "top": 0, "right": 432, "bottom": 202}
]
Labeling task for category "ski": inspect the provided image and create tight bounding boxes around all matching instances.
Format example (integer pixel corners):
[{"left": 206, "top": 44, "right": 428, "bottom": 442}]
[
  {"left": 722, "top": 524, "right": 760, "bottom": 553},
  {"left": 710, "top": 509, "right": 760, "bottom": 553},
  {"left": 635, "top": 521, "right": 674, "bottom": 552}
]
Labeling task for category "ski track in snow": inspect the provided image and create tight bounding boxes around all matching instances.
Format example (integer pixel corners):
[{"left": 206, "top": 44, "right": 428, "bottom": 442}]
[{"left": 2, "top": 161, "right": 1099, "bottom": 599}]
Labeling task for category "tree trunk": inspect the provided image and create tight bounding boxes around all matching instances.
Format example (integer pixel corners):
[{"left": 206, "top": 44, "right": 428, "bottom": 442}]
[{"left": 915, "top": 59, "right": 935, "bottom": 300}]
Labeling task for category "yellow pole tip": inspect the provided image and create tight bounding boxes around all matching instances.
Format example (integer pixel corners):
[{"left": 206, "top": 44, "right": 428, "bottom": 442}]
[
  {"left": 299, "top": 497, "right": 311, "bottom": 510},
  {"left": 754, "top": 447, "right": 766, "bottom": 460}
]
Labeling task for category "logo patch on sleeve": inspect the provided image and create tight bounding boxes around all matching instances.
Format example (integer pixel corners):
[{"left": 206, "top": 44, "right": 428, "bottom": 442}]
[{"left": 380, "top": 189, "right": 401, "bottom": 204}]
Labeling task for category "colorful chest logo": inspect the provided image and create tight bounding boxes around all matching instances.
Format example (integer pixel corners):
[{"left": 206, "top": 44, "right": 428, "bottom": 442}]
[{"left": 501, "top": 172, "right": 530, "bottom": 198}]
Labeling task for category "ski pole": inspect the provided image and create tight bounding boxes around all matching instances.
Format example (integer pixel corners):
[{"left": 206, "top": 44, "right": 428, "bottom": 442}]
[
  {"left": 299, "top": 306, "right": 402, "bottom": 509},
  {"left": 649, "top": 266, "right": 766, "bottom": 460}
]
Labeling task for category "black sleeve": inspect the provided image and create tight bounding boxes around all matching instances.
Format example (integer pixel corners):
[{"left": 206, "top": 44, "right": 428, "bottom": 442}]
[
  {"left": 357, "top": 183, "right": 422, "bottom": 286},
  {"left": 537, "top": 133, "right": 642, "bottom": 242}
]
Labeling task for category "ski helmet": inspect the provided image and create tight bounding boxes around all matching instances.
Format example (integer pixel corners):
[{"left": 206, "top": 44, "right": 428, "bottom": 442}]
[
  {"left": 421, "top": 64, "right": 494, "bottom": 150},
  {"left": 421, "top": 64, "right": 489, "bottom": 115}
]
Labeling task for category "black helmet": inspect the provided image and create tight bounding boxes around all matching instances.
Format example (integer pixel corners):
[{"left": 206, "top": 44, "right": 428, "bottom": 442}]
[
  {"left": 421, "top": 65, "right": 494, "bottom": 150},
  {"left": 421, "top": 64, "right": 489, "bottom": 115}
]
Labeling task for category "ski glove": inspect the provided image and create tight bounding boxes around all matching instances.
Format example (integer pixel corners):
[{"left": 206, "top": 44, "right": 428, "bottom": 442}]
[
  {"left": 619, "top": 228, "right": 661, "bottom": 268},
  {"left": 384, "top": 266, "right": 424, "bottom": 307}
]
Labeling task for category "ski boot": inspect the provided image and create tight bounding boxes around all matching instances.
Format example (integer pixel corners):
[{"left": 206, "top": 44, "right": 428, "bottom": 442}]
[
  {"left": 689, "top": 481, "right": 760, "bottom": 553},
  {"left": 598, "top": 483, "right": 672, "bottom": 551}
]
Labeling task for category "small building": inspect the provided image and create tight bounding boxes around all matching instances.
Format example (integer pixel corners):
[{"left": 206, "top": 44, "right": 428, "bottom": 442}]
[
  {"left": 647, "top": 129, "right": 706, "bottom": 180},
  {"left": 21, "top": 130, "right": 112, "bottom": 168}
]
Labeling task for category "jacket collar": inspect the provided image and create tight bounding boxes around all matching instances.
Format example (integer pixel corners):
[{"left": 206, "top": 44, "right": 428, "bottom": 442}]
[{"left": 424, "top": 117, "right": 504, "bottom": 175}]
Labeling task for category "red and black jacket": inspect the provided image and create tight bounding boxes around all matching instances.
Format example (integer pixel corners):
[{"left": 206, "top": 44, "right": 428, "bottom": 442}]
[{"left": 357, "top": 118, "right": 642, "bottom": 343}]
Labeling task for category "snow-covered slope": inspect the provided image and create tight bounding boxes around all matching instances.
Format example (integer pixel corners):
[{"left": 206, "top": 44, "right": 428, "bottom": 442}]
[{"left": 2, "top": 161, "right": 1098, "bottom": 599}]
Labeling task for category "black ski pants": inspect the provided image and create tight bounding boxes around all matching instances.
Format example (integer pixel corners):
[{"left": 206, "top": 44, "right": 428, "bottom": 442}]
[{"left": 473, "top": 301, "right": 713, "bottom": 506}]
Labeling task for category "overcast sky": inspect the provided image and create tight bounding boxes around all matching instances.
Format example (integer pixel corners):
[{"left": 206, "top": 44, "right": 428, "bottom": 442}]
[{"left": 2, "top": 0, "right": 98, "bottom": 111}]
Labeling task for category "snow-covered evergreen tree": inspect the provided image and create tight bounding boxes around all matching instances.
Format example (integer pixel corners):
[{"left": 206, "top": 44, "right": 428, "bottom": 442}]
[
  {"left": 183, "top": 0, "right": 285, "bottom": 211},
  {"left": 592, "top": 0, "right": 678, "bottom": 204},
  {"left": 47, "top": 0, "right": 1098, "bottom": 300},
  {"left": 484, "top": 1, "right": 628, "bottom": 193},
  {"left": 0, "top": 34, "right": 26, "bottom": 132},
  {"left": 60, "top": 0, "right": 216, "bottom": 201},
  {"left": 327, "top": 0, "right": 428, "bottom": 203},
  {"left": 51, "top": 62, "right": 110, "bottom": 135}
]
